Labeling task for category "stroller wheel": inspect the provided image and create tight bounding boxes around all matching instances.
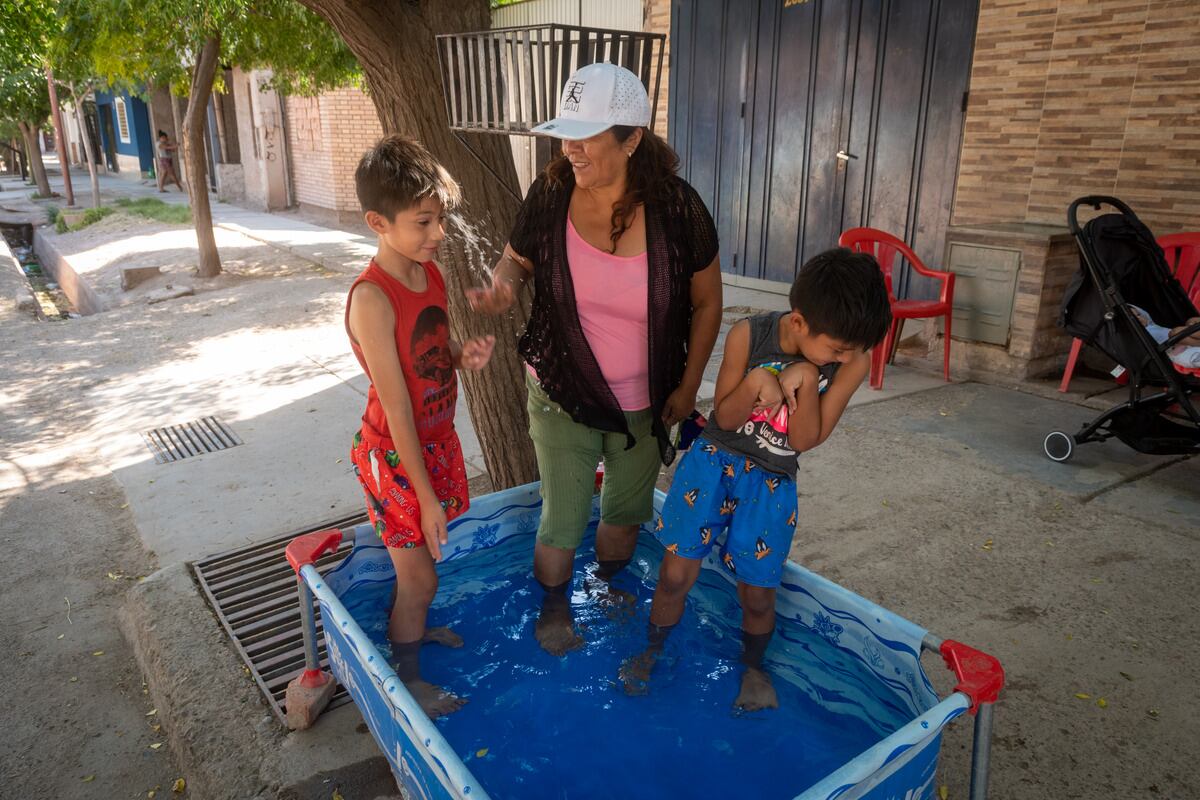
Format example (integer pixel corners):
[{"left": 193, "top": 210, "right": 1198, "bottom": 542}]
[{"left": 1044, "top": 431, "right": 1074, "bottom": 462}]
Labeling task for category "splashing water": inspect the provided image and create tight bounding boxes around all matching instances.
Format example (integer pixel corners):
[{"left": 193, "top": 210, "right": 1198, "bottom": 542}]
[{"left": 447, "top": 211, "right": 500, "bottom": 291}]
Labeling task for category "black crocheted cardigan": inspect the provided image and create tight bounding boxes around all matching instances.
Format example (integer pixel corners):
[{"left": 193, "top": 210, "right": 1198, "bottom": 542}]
[{"left": 510, "top": 171, "right": 719, "bottom": 464}]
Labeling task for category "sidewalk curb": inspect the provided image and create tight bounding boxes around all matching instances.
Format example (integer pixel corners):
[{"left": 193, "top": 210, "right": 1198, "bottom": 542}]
[
  {"left": 120, "top": 563, "right": 397, "bottom": 800},
  {"left": 120, "top": 563, "right": 280, "bottom": 800},
  {"left": 33, "top": 228, "right": 107, "bottom": 315}
]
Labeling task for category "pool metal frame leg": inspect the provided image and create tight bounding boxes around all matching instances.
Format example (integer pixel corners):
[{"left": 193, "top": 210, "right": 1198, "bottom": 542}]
[
  {"left": 969, "top": 702, "right": 995, "bottom": 800},
  {"left": 298, "top": 579, "right": 321, "bottom": 675},
  {"left": 284, "top": 529, "right": 346, "bottom": 729},
  {"left": 922, "top": 633, "right": 1004, "bottom": 800}
]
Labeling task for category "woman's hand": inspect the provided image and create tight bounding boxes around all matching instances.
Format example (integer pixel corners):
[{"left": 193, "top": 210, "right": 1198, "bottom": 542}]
[
  {"left": 458, "top": 335, "right": 495, "bottom": 371},
  {"left": 662, "top": 383, "right": 699, "bottom": 428},
  {"left": 465, "top": 279, "right": 516, "bottom": 315}
]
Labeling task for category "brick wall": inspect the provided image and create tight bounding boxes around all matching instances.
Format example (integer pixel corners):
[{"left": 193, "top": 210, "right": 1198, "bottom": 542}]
[
  {"left": 644, "top": 0, "right": 671, "bottom": 139},
  {"left": 285, "top": 87, "right": 383, "bottom": 215},
  {"left": 953, "top": 0, "right": 1200, "bottom": 234}
]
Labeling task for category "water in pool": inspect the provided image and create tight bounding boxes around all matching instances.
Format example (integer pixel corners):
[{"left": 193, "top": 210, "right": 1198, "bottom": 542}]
[{"left": 339, "top": 526, "right": 914, "bottom": 800}]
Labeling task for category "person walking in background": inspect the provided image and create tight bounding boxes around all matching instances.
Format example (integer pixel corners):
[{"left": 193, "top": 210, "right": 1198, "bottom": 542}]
[{"left": 155, "top": 130, "right": 182, "bottom": 192}]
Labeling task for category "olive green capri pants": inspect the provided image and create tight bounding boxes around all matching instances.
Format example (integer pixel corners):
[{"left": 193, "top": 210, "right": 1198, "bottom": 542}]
[{"left": 526, "top": 373, "right": 661, "bottom": 550}]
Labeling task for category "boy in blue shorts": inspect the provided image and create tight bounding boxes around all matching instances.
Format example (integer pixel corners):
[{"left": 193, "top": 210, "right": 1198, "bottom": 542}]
[{"left": 620, "top": 247, "right": 892, "bottom": 710}]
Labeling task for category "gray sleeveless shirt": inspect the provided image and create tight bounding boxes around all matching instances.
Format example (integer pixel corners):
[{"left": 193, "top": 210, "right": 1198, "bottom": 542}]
[{"left": 702, "top": 312, "right": 838, "bottom": 475}]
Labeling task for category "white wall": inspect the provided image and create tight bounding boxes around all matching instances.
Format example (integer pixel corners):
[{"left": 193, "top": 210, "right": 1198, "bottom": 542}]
[{"left": 230, "top": 67, "right": 289, "bottom": 211}]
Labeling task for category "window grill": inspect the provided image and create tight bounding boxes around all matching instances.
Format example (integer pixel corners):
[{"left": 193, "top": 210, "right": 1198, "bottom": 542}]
[{"left": 435, "top": 24, "right": 666, "bottom": 199}]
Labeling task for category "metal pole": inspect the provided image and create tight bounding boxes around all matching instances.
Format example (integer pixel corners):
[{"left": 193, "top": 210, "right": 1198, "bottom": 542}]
[
  {"left": 44, "top": 67, "right": 75, "bottom": 207},
  {"left": 297, "top": 577, "right": 320, "bottom": 672},
  {"left": 969, "top": 702, "right": 995, "bottom": 800}
]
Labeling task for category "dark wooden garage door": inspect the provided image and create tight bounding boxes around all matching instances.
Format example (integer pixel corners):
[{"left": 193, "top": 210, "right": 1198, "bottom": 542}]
[{"left": 670, "top": 0, "right": 979, "bottom": 299}]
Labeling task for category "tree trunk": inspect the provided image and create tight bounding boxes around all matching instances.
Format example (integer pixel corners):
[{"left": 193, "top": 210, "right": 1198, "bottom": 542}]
[
  {"left": 183, "top": 35, "right": 223, "bottom": 279},
  {"left": 18, "top": 121, "right": 51, "bottom": 197},
  {"left": 12, "top": 137, "right": 28, "bottom": 180},
  {"left": 45, "top": 68, "right": 74, "bottom": 207},
  {"left": 68, "top": 84, "right": 101, "bottom": 209},
  {"left": 300, "top": 0, "right": 538, "bottom": 490}
]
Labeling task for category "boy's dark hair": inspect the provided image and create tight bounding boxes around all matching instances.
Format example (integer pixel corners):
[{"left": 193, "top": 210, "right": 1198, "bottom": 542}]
[
  {"left": 355, "top": 135, "right": 461, "bottom": 220},
  {"left": 788, "top": 247, "right": 892, "bottom": 348},
  {"left": 157, "top": 130, "right": 167, "bottom": 138}
]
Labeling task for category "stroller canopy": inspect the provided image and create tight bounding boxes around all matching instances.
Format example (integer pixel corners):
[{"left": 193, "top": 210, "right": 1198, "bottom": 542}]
[{"left": 1059, "top": 211, "right": 1197, "bottom": 372}]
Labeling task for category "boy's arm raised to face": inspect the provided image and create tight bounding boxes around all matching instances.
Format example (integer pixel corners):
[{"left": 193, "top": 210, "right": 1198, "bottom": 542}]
[
  {"left": 348, "top": 282, "right": 448, "bottom": 559},
  {"left": 791, "top": 349, "right": 870, "bottom": 452},
  {"left": 712, "top": 320, "right": 783, "bottom": 430}
]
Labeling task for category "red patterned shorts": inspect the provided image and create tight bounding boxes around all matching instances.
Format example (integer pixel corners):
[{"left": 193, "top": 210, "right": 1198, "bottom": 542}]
[{"left": 350, "top": 429, "right": 469, "bottom": 549}]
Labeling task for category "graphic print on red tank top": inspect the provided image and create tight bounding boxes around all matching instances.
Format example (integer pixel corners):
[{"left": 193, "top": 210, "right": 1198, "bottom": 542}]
[{"left": 346, "top": 259, "right": 458, "bottom": 445}]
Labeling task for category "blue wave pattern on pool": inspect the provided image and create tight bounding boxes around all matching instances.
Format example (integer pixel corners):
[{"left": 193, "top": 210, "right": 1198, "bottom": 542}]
[{"left": 332, "top": 524, "right": 919, "bottom": 799}]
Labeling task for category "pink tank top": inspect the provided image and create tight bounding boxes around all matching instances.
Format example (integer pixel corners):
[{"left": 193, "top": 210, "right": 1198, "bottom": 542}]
[{"left": 565, "top": 216, "right": 650, "bottom": 410}]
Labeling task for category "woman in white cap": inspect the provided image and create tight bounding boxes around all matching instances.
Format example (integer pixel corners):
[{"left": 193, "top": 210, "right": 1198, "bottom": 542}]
[{"left": 468, "top": 62, "right": 722, "bottom": 656}]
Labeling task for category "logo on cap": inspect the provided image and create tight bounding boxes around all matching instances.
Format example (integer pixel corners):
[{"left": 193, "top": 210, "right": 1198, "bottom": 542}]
[{"left": 562, "top": 81, "right": 586, "bottom": 112}]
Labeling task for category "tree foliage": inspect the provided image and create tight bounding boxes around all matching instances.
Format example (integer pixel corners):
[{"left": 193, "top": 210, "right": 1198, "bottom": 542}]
[
  {"left": 54, "top": 0, "right": 360, "bottom": 275},
  {"left": 58, "top": 0, "right": 360, "bottom": 98},
  {"left": 0, "top": 0, "right": 54, "bottom": 126}
]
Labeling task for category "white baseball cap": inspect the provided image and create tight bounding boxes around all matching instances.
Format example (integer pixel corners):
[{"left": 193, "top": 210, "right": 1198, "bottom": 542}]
[{"left": 531, "top": 62, "right": 652, "bottom": 140}]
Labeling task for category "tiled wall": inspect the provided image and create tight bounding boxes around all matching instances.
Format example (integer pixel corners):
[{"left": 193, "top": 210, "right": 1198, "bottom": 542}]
[
  {"left": 285, "top": 87, "right": 383, "bottom": 215},
  {"left": 953, "top": 0, "right": 1200, "bottom": 234}
]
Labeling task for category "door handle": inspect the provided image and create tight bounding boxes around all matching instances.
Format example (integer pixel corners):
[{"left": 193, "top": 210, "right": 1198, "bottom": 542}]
[{"left": 836, "top": 150, "right": 858, "bottom": 161}]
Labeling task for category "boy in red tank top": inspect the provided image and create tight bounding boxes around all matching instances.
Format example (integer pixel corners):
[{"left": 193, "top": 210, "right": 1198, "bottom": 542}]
[{"left": 346, "top": 136, "right": 495, "bottom": 719}]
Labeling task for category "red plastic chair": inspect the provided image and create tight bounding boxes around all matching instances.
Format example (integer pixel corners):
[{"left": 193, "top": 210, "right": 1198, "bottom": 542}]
[
  {"left": 1059, "top": 232, "right": 1200, "bottom": 392},
  {"left": 838, "top": 228, "right": 956, "bottom": 390}
]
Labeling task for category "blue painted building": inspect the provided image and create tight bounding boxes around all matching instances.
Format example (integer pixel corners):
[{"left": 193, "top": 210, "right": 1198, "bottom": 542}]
[{"left": 93, "top": 89, "right": 155, "bottom": 176}]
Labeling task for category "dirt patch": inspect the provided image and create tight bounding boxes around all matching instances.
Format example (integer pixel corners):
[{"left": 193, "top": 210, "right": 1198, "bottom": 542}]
[{"left": 0, "top": 462, "right": 183, "bottom": 798}]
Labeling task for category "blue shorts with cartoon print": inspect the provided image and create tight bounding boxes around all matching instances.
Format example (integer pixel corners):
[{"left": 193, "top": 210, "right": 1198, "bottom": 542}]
[{"left": 655, "top": 437, "right": 798, "bottom": 588}]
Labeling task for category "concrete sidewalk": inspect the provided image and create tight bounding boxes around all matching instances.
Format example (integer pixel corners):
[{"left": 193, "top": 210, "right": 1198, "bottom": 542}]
[{"left": 38, "top": 163, "right": 377, "bottom": 276}]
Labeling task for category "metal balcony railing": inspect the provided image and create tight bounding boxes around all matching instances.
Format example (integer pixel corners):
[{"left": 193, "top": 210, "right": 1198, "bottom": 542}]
[{"left": 436, "top": 24, "right": 666, "bottom": 136}]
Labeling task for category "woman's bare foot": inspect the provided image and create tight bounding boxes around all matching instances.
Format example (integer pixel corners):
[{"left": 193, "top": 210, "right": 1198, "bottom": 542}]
[
  {"left": 535, "top": 594, "right": 584, "bottom": 656},
  {"left": 422, "top": 626, "right": 464, "bottom": 648},
  {"left": 404, "top": 679, "right": 467, "bottom": 719},
  {"left": 734, "top": 667, "right": 778, "bottom": 711},
  {"left": 618, "top": 648, "right": 660, "bottom": 695}
]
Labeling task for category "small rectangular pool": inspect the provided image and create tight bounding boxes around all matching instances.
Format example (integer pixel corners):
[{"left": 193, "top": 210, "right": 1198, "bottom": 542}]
[{"left": 288, "top": 484, "right": 1001, "bottom": 800}]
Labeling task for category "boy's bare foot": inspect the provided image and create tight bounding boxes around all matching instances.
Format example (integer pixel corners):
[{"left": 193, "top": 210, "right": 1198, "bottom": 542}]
[
  {"left": 422, "top": 626, "right": 463, "bottom": 648},
  {"left": 404, "top": 679, "right": 467, "bottom": 719},
  {"left": 535, "top": 597, "right": 584, "bottom": 656},
  {"left": 618, "top": 648, "right": 660, "bottom": 695},
  {"left": 734, "top": 667, "right": 778, "bottom": 711}
]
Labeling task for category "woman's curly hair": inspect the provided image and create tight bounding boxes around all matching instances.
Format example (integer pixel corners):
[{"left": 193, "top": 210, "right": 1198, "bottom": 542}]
[{"left": 543, "top": 126, "right": 682, "bottom": 253}]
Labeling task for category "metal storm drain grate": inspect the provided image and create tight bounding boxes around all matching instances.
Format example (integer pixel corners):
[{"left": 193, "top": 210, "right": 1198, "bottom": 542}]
[
  {"left": 192, "top": 513, "right": 368, "bottom": 724},
  {"left": 142, "top": 416, "right": 243, "bottom": 464}
]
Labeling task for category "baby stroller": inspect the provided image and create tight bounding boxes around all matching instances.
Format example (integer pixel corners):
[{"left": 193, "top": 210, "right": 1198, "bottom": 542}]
[{"left": 1044, "top": 196, "right": 1200, "bottom": 462}]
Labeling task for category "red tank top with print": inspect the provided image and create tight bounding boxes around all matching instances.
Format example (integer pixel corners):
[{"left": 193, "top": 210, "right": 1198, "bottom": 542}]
[{"left": 345, "top": 260, "right": 457, "bottom": 448}]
